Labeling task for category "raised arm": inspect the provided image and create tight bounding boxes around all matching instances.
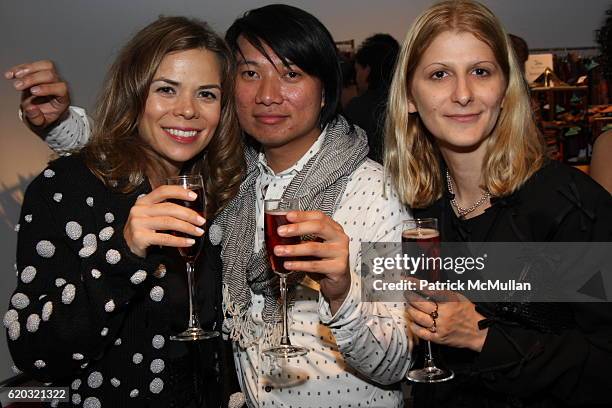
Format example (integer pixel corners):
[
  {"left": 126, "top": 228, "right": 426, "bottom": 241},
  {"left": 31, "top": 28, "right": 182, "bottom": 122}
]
[{"left": 5, "top": 60, "right": 91, "bottom": 152}]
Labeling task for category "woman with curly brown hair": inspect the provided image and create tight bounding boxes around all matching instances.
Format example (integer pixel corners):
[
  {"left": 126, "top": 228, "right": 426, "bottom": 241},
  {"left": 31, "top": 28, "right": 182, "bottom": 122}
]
[{"left": 6, "top": 16, "right": 243, "bottom": 407}]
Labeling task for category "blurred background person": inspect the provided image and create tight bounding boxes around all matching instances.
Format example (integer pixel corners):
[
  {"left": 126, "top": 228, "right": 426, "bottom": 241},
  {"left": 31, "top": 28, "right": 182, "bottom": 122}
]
[
  {"left": 508, "top": 33, "right": 529, "bottom": 74},
  {"left": 345, "top": 33, "right": 399, "bottom": 163},
  {"left": 590, "top": 129, "right": 612, "bottom": 192},
  {"left": 340, "top": 53, "right": 358, "bottom": 109},
  {"left": 590, "top": 5, "right": 612, "bottom": 194}
]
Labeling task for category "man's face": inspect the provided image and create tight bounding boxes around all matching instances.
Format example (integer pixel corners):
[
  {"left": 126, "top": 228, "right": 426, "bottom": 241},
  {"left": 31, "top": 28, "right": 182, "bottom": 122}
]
[{"left": 234, "top": 36, "right": 324, "bottom": 158}]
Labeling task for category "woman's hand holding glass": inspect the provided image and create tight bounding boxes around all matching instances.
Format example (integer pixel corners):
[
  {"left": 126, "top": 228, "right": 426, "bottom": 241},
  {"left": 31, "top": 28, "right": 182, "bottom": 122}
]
[
  {"left": 123, "top": 185, "right": 206, "bottom": 258},
  {"left": 406, "top": 289, "right": 487, "bottom": 352}
]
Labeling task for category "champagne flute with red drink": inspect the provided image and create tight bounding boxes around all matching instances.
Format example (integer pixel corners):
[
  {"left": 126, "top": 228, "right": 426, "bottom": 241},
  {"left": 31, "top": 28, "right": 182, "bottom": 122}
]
[
  {"left": 403, "top": 218, "right": 454, "bottom": 382},
  {"left": 263, "top": 198, "right": 309, "bottom": 358},
  {"left": 166, "top": 175, "right": 219, "bottom": 341}
]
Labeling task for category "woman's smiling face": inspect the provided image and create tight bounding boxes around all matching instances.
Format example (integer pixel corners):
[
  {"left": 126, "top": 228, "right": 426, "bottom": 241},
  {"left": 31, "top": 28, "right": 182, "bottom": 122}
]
[
  {"left": 408, "top": 30, "right": 507, "bottom": 152},
  {"left": 138, "top": 48, "right": 222, "bottom": 175}
]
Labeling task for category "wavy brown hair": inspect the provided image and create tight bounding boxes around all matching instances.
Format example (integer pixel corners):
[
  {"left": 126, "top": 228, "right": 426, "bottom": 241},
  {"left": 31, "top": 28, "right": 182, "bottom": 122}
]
[
  {"left": 384, "top": 0, "right": 545, "bottom": 208},
  {"left": 81, "top": 16, "right": 244, "bottom": 217}
]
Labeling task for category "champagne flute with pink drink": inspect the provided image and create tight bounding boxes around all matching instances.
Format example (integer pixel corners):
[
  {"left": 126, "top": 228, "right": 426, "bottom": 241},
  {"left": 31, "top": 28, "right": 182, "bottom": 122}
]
[{"left": 263, "top": 198, "right": 309, "bottom": 358}]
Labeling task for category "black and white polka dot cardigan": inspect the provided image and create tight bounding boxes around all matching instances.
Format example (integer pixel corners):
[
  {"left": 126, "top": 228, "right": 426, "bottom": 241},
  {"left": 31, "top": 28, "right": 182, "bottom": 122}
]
[{"left": 6, "top": 155, "right": 227, "bottom": 408}]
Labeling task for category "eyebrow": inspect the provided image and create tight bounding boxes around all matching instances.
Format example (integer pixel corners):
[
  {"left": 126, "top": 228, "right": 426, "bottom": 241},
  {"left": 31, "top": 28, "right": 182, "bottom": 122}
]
[
  {"left": 237, "top": 60, "right": 259, "bottom": 67},
  {"left": 423, "top": 60, "right": 497, "bottom": 69},
  {"left": 151, "top": 77, "right": 221, "bottom": 90},
  {"left": 237, "top": 59, "right": 296, "bottom": 69}
]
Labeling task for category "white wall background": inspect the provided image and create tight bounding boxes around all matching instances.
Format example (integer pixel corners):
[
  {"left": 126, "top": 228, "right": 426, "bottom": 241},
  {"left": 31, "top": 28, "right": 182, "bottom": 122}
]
[{"left": 0, "top": 0, "right": 610, "bottom": 381}]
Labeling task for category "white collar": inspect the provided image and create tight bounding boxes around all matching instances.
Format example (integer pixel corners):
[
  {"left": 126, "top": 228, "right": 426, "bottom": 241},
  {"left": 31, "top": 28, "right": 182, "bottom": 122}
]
[{"left": 257, "top": 126, "right": 328, "bottom": 178}]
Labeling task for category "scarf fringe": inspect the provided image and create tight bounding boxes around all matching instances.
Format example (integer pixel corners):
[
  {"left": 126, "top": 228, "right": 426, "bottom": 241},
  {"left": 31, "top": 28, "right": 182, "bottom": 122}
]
[{"left": 223, "top": 284, "right": 285, "bottom": 349}]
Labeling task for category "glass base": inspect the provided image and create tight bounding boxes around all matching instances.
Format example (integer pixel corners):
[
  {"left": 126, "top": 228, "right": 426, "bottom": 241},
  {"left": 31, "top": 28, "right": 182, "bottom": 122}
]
[
  {"left": 407, "top": 366, "right": 454, "bottom": 383},
  {"left": 170, "top": 327, "right": 220, "bottom": 342},
  {"left": 262, "top": 344, "right": 309, "bottom": 359}
]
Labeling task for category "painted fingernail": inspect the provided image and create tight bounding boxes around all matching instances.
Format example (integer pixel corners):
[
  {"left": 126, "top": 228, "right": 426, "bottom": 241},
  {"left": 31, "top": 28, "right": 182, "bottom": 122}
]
[
  {"left": 195, "top": 227, "right": 204, "bottom": 235},
  {"left": 196, "top": 216, "right": 206, "bottom": 225},
  {"left": 14, "top": 80, "right": 23, "bottom": 89},
  {"left": 186, "top": 238, "right": 195, "bottom": 245},
  {"left": 188, "top": 191, "right": 197, "bottom": 199},
  {"left": 30, "top": 86, "right": 40, "bottom": 94}
]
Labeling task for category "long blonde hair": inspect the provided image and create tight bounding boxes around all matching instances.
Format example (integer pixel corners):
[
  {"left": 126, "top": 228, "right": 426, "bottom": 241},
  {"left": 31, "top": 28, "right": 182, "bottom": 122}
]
[
  {"left": 81, "top": 16, "right": 244, "bottom": 217},
  {"left": 384, "top": 0, "right": 544, "bottom": 208}
]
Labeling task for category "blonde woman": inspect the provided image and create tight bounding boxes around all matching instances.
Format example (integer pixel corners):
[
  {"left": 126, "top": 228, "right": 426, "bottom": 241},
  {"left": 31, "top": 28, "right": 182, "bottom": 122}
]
[{"left": 385, "top": 1, "right": 612, "bottom": 406}]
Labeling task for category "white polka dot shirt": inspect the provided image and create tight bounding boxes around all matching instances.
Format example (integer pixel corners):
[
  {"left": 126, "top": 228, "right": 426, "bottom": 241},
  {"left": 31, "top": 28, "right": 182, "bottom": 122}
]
[{"left": 239, "top": 131, "right": 413, "bottom": 407}]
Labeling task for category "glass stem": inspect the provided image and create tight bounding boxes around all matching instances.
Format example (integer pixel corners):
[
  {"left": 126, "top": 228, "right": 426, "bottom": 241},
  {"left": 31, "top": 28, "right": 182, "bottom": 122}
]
[
  {"left": 186, "top": 261, "right": 199, "bottom": 329},
  {"left": 424, "top": 340, "right": 435, "bottom": 368},
  {"left": 279, "top": 274, "right": 291, "bottom": 346}
]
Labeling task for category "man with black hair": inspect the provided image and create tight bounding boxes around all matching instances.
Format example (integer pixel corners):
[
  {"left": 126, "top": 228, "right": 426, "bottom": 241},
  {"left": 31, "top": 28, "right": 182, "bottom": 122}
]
[
  {"left": 345, "top": 34, "right": 400, "bottom": 163},
  {"left": 217, "top": 7, "right": 410, "bottom": 406},
  {"left": 6, "top": 5, "right": 412, "bottom": 407}
]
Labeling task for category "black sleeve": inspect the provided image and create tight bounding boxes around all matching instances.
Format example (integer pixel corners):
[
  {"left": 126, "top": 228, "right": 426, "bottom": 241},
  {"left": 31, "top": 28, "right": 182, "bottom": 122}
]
[
  {"left": 474, "top": 303, "right": 612, "bottom": 405},
  {"left": 6, "top": 169, "right": 162, "bottom": 383},
  {"left": 472, "top": 174, "right": 612, "bottom": 404}
]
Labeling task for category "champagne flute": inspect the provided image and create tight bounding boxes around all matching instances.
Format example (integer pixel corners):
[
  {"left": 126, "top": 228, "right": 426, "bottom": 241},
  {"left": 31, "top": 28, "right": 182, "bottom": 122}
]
[
  {"left": 262, "top": 198, "right": 309, "bottom": 358},
  {"left": 166, "top": 175, "right": 219, "bottom": 341},
  {"left": 403, "top": 218, "right": 454, "bottom": 383}
]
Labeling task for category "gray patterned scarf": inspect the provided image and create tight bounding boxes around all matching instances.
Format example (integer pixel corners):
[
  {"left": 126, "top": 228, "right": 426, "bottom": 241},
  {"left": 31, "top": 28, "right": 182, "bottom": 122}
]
[{"left": 214, "top": 115, "right": 368, "bottom": 347}]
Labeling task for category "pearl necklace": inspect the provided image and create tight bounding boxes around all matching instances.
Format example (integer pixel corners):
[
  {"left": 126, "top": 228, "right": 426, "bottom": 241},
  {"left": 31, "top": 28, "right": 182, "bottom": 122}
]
[{"left": 446, "top": 170, "right": 491, "bottom": 219}]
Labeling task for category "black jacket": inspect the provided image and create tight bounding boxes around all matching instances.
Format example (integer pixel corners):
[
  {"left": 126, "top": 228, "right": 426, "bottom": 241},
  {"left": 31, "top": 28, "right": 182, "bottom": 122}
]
[{"left": 413, "top": 161, "right": 612, "bottom": 407}]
